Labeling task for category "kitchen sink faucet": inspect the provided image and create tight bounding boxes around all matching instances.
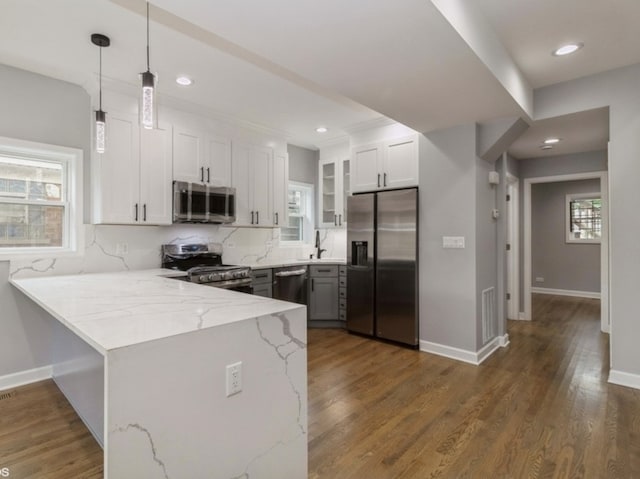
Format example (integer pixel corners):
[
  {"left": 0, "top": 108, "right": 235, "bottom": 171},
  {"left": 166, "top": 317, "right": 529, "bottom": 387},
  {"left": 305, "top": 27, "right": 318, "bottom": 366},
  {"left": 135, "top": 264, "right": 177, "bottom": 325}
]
[{"left": 315, "top": 231, "right": 326, "bottom": 259}]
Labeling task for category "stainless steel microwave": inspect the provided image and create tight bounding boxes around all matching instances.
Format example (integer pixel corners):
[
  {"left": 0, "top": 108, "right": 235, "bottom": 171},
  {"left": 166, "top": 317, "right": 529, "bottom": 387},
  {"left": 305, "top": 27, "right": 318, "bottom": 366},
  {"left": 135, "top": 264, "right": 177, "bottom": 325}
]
[{"left": 173, "top": 181, "right": 236, "bottom": 224}]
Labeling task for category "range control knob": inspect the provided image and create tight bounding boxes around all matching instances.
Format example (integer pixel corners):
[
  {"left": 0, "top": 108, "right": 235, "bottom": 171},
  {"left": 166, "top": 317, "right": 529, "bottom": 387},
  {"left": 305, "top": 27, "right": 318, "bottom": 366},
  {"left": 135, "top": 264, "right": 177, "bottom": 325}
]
[
  {"left": 208, "top": 274, "right": 217, "bottom": 282},
  {"left": 199, "top": 275, "right": 208, "bottom": 282}
]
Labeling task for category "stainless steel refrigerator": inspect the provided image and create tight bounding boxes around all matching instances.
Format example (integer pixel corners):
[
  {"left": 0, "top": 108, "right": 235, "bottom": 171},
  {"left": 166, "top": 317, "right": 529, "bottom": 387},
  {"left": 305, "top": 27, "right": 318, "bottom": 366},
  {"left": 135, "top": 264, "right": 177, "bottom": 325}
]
[{"left": 347, "top": 188, "right": 418, "bottom": 347}]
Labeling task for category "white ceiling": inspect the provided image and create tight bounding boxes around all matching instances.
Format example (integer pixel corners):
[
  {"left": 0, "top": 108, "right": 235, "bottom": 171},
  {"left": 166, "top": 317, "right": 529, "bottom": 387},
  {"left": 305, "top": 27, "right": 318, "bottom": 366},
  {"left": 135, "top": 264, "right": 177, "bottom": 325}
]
[
  {"left": 508, "top": 108, "right": 609, "bottom": 159},
  {"left": 475, "top": 0, "right": 640, "bottom": 88},
  {"left": 0, "top": 0, "right": 635, "bottom": 156}
]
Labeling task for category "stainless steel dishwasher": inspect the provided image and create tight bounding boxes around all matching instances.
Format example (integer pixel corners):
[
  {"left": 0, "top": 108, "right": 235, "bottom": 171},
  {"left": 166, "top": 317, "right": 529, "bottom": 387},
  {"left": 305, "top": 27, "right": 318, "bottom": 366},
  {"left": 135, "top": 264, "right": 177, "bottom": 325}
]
[{"left": 272, "top": 265, "right": 308, "bottom": 305}]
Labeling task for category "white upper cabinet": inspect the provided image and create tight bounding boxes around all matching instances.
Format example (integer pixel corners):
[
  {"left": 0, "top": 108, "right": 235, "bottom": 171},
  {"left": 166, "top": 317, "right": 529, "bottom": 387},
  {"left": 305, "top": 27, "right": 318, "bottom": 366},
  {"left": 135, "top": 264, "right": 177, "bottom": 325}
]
[
  {"left": 173, "top": 127, "right": 231, "bottom": 186},
  {"left": 140, "top": 126, "right": 173, "bottom": 224},
  {"left": 351, "top": 144, "right": 381, "bottom": 193},
  {"left": 232, "top": 142, "right": 275, "bottom": 227},
  {"left": 383, "top": 135, "right": 418, "bottom": 190},
  {"left": 319, "top": 157, "right": 350, "bottom": 228},
  {"left": 272, "top": 152, "right": 288, "bottom": 228},
  {"left": 351, "top": 134, "right": 419, "bottom": 193},
  {"left": 92, "top": 111, "right": 172, "bottom": 225}
]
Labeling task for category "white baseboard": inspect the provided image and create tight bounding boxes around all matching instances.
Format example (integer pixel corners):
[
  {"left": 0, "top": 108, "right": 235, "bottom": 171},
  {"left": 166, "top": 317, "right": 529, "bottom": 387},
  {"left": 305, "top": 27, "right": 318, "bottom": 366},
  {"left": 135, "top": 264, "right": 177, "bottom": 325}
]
[
  {"left": 531, "top": 287, "right": 601, "bottom": 299},
  {"left": 509, "top": 312, "right": 528, "bottom": 321},
  {"left": 608, "top": 369, "right": 640, "bottom": 390},
  {"left": 0, "top": 365, "right": 52, "bottom": 392},
  {"left": 420, "top": 337, "right": 500, "bottom": 366},
  {"left": 498, "top": 334, "right": 510, "bottom": 347}
]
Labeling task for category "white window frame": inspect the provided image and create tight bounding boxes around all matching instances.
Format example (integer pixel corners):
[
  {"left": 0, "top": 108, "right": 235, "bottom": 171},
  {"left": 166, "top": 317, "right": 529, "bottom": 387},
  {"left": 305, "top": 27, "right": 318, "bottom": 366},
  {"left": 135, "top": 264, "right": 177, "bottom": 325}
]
[
  {"left": 0, "top": 136, "right": 83, "bottom": 258},
  {"left": 565, "top": 192, "right": 602, "bottom": 244},
  {"left": 281, "top": 181, "right": 314, "bottom": 245}
]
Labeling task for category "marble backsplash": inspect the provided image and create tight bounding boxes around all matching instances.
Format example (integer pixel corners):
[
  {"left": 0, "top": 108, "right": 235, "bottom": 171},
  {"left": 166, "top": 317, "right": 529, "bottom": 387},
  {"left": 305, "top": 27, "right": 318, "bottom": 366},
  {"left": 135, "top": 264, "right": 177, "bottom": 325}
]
[{"left": 9, "top": 224, "right": 347, "bottom": 279}]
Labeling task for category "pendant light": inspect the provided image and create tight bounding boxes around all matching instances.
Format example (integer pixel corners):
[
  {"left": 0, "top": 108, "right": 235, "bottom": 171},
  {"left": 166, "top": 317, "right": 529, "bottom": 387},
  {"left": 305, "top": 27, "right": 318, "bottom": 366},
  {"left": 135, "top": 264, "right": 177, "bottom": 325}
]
[
  {"left": 91, "top": 33, "right": 110, "bottom": 153},
  {"left": 141, "top": 1, "right": 156, "bottom": 129}
]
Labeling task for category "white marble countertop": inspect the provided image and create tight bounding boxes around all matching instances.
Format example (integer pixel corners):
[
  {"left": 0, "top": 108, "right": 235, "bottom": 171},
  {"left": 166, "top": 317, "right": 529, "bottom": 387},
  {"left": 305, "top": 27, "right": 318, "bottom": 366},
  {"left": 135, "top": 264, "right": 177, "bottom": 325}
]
[
  {"left": 10, "top": 269, "right": 305, "bottom": 355},
  {"left": 245, "top": 258, "right": 346, "bottom": 270}
]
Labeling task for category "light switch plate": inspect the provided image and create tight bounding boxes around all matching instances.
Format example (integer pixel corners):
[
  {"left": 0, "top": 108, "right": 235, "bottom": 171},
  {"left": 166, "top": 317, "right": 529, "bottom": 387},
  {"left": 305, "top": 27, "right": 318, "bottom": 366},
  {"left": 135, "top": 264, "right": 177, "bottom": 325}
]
[{"left": 443, "top": 236, "right": 465, "bottom": 249}]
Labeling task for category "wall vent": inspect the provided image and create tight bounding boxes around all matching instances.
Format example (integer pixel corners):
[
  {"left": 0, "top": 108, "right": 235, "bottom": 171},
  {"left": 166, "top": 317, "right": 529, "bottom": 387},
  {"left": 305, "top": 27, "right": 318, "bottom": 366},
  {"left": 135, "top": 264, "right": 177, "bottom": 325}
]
[{"left": 482, "top": 287, "right": 497, "bottom": 344}]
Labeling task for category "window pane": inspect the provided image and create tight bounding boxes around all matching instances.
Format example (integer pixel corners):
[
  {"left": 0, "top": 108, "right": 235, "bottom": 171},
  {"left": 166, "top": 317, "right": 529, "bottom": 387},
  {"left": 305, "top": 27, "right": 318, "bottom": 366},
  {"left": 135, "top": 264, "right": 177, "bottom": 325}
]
[
  {"left": 569, "top": 197, "right": 601, "bottom": 241},
  {"left": 0, "top": 203, "right": 64, "bottom": 247},
  {"left": 0, "top": 156, "right": 63, "bottom": 200}
]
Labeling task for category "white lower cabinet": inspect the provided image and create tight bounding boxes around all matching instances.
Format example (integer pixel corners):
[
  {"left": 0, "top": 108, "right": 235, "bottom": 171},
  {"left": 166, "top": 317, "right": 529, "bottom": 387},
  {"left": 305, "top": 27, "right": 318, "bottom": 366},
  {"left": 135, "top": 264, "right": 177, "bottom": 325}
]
[{"left": 92, "top": 111, "right": 172, "bottom": 225}]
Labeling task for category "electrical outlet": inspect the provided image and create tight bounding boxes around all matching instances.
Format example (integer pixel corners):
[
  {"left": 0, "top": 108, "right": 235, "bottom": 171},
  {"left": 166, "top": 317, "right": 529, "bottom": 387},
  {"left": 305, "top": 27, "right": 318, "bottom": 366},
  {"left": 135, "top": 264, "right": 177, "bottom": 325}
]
[
  {"left": 116, "top": 243, "right": 128, "bottom": 255},
  {"left": 227, "top": 242, "right": 236, "bottom": 249},
  {"left": 536, "top": 277, "right": 545, "bottom": 283},
  {"left": 226, "top": 362, "right": 242, "bottom": 397}
]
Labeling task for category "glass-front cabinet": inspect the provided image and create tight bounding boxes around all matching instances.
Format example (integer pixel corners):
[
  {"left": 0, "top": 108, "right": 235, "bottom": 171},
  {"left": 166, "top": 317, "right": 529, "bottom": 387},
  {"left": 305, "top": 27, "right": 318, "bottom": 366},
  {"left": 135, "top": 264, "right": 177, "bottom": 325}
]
[{"left": 318, "top": 157, "right": 350, "bottom": 228}]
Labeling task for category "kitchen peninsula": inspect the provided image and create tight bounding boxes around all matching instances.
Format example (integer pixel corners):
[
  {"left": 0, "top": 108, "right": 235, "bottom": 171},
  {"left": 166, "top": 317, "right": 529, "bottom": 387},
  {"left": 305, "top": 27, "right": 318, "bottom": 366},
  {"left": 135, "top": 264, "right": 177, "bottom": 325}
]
[{"left": 10, "top": 269, "right": 307, "bottom": 479}]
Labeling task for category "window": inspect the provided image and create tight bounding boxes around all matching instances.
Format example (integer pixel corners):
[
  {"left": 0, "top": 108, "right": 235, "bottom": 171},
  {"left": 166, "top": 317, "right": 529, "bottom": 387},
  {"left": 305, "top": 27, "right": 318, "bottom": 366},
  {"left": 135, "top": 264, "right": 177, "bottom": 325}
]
[
  {"left": 0, "top": 137, "right": 83, "bottom": 256},
  {"left": 566, "top": 193, "right": 601, "bottom": 243},
  {"left": 281, "top": 181, "right": 314, "bottom": 243}
]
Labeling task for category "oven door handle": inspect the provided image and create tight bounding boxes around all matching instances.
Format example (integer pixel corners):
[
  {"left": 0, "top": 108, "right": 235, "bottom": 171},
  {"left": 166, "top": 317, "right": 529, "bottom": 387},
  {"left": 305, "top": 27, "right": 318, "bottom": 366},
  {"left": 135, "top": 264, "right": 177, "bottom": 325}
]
[
  {"left": 213, "top": 277, "right": 253, "bottom": 289},
  {"left": 274, "top": 269, "right": 307, "bottom": 277}
]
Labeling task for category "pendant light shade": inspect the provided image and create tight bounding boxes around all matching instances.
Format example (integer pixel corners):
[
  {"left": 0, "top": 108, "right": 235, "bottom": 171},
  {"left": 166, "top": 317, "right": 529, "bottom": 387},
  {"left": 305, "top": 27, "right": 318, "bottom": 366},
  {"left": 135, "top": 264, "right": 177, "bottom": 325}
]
[
  {"left": 141, "top": 1, "right": 156, "bottom": 129},
  {"left": 91, "top": 33, "right": 110, "bottom": 153}
]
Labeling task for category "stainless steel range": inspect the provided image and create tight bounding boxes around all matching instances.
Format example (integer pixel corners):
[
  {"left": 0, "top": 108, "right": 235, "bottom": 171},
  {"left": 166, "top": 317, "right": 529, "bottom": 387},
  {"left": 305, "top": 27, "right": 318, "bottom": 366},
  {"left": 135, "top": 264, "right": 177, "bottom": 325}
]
[{"left": 161, "top": 243, "right": 252, "bottom": 293}]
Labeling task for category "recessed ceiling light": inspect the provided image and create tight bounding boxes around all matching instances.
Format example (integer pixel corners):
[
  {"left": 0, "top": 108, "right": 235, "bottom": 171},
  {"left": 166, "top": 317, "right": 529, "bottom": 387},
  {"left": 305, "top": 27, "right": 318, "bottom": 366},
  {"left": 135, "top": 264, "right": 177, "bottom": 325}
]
[
  {"left": 544, "top": 138, "right": 561, "bottom": 144},
  {"left": 540, "top": 145, "right": 554, "bottom": 150},
  {"left": 553, "top": 43, "right": 583, "bottom": 56},
  {"left": 316, "top": 127, "right": 328, "bottom": 133},
  {"left": 176, "top": 76, "right": 193, "bottom": 86}
]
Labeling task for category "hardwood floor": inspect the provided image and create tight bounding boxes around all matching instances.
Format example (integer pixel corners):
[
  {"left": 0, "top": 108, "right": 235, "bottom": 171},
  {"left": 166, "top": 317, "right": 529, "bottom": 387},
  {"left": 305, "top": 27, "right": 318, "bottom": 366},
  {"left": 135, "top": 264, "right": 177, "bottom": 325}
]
[
  {"left": 0, "top": 380, "right": 103, "bottom": 478},
  {"left": 308, "top": 295, "right": 640, "bottom": 478},
  {"left": 2, "top": 295, "right": 638, "bottom": 478}
]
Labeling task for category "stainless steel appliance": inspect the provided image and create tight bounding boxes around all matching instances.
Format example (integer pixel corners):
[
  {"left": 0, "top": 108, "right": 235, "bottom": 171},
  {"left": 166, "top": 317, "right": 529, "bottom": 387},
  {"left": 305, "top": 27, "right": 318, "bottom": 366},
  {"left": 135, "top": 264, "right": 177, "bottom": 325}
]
[
  {"left": 347, "top": 188, "right": 418, "bottom": 346},
  {"left": 161, "top": 243, "right": 252, "bottom": 293},
  {"left": 173, "top": 181, "right": 236, "bottom": 224},
  {"left": 273, "top": 265, "right": 308, "bottom": 305}
]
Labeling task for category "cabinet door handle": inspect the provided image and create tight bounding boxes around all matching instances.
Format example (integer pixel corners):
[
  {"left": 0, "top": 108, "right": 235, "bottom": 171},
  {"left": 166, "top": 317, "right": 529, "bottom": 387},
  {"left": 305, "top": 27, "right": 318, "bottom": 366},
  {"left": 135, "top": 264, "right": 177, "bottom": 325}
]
[
  {"left": 384, "top": 172, "right": 387, "bottom": 187},
  {"left": 134, "top": 203, "right": 139, "bottom": 222},
  {"left": 311, "top": 278, "right": 315, "bottom": 292},
  {"left": 200, "top": 167, "right": 204, "bottom": 182},
  {"left": 275, "top": 212, "right": 279, "bottom": 225},
  {"left": 339, "top": 214, "right": 342, "bottom": 226},
  {"left": 251, "top": 211, "right": 255, "bottom": 225},
  {"left": 256, "top": 211, "right": 259, "bottom": 224},
  {"left": 377, "top": 173, "right": 381, "bottom": 188},
  {"left": 143, "top": 204, "right": 147, "bottom": 222},
  {"left": 207, "top": 167, "right": 210, "bottom": 183},
  {"left": 334, "top": 214, "right": 337, "bottom": 226}
]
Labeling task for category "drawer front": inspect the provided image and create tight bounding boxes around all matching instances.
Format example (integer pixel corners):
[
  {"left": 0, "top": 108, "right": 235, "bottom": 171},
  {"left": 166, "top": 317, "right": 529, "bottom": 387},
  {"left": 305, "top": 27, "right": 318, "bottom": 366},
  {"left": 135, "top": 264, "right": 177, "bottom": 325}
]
[
  {"left": 251, "top": 269, "right": 273, "bottom": 284},
  {"left": 339, "top": 265, "right": 347, "bottom": 276},
  {"left": 339, "top": 277, "right": 347, "bottom": 288},
  {"left": 310, "top": 265, "right": 339, "bottom": 277},
  {"left": 339, "top": 310, "right": 346, "bottom": 321},
  {"left": 339, "top": 287, "right": 347, "bottom": 298},
  {"left": 339, "top": 298, "right": 346, "bottom": 310}
]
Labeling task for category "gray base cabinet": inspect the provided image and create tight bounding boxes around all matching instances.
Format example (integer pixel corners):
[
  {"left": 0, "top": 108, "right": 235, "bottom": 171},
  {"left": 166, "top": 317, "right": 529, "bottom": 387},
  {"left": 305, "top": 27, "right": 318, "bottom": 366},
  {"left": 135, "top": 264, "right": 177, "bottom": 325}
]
[{"left": 309, "top": 265, "right": 339, "bottom": 320}]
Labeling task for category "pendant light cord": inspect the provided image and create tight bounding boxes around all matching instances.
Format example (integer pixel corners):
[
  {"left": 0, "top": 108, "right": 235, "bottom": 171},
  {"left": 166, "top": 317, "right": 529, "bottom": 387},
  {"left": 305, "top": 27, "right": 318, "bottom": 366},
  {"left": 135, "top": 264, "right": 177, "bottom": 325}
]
[
  {"left": 146, "top": 1, "right": 150, "bottom": 71},
  {"left": 99, "top": 45, "right": 103, "bottom": 110}
]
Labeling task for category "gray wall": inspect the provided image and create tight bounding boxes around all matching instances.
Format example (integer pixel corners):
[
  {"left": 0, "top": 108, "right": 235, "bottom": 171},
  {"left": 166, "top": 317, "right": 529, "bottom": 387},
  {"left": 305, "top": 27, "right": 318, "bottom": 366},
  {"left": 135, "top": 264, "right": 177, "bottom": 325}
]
[
  {"left": 0, "top": 64, "right": 90, "bottom": 377},
  {"left": 517, "top": 150, "right": 607, "bottom": 310},
  {"left": 531, "top": 64, "right": 640, "bottom": 376},
  {"left": 531, "top": 179, "right": 601, "bottom": 293},
  {"left": 287, "top": 144, "right": 318, "bottom": 185},
  {"left": 420, "top": 124, "right": 497, "bottom": 353},
  {"left": 475, "top": 156, "right": 498, "bottom": 347}
]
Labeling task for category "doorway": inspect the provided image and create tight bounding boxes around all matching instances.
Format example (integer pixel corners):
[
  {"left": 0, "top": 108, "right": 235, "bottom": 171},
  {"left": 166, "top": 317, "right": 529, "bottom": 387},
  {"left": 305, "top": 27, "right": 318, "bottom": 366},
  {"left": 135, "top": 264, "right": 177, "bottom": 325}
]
[
  {"left": 523, "top": 171, "right": 609, "bottom": 332},
  {"left": 505, "top": 174, "right": 520, "bottom": 320}
]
